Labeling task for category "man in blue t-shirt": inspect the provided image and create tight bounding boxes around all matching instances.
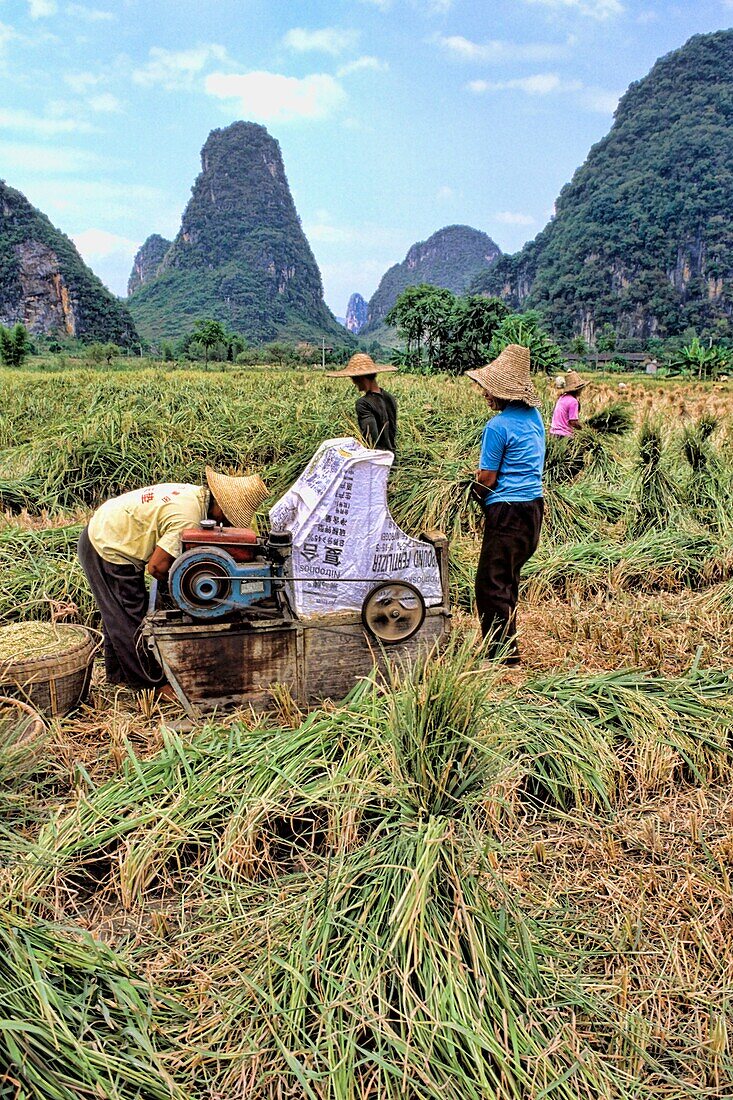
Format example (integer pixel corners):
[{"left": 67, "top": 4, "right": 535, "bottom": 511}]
[{"left": 466, "top": 344, "right": 545, "bottom": 663}]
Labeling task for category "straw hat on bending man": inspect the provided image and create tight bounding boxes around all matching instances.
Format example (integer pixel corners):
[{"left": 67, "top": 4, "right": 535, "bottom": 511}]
[
  {"left": 466, "top": 344, "right": 545, "bottom": 664},
  {"left": 328, "top": 353, "right": 398, "bottom": 455},
  {"left": 77, "top": 468, "right": 268, "bottom": 694}
]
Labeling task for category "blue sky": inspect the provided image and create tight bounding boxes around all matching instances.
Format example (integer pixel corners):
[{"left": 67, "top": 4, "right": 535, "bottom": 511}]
[{"left": 0, "top": 0, "right": 731, "bottom": 316}]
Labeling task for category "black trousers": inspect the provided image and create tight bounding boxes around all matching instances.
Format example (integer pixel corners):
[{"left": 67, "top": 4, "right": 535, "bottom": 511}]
[
  {"left": 77, "top": 527, "right": 163, "bottom": 688},
  {"left": 475, "top": 498, "right": 544, "bottom": 660}
]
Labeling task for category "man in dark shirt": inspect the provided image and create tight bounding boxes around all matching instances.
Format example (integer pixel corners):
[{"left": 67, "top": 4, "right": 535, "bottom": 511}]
[{"left": 328, "top": 353, "right": 398, "bottom": 454}]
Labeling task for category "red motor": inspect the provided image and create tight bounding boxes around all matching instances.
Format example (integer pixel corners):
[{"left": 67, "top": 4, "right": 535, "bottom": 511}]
[{"left": 180, "top": 526, "right": 259, "bottom": 563}]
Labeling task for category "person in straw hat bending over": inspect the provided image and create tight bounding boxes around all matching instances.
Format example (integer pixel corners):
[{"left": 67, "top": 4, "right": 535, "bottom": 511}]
[
  {"left": 328, "top": 352, "right": 398, "bottom": 455},
  {"left": 77, "top": 468, "right": 268, "bottom": 694},
  {"left": 466, "top": 344, "right": 545, "bottom": 664},
  {"left": 550, "top": 370, "right": 588, "bottom": 438}
]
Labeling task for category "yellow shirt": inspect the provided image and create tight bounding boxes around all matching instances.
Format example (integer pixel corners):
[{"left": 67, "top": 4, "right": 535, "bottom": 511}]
[{"left": 88, "top": 484, "right": 207, "bottom": 567}]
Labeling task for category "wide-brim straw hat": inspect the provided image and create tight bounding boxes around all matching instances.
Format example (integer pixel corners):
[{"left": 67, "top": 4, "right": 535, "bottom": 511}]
[
  {"left": 560, "top": 369, "right": 589, "bottom": 392},
  {"left": 205, "top": 467, "right": 269, "bottom": 528},
  {"left": 466, "top": 344, "right": 540, "bottom": 408},
  {"left": 327, "top": 352, "right": 397, "bottom": 378}
]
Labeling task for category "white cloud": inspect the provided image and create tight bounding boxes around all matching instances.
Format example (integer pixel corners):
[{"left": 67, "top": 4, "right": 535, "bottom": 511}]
[
  {"left": 580, "top": 86, "right": 621, "bottom": 113},
  {"left": 283, "top": 27, "right": 359, "bottom": 56},
  {"left": 205, "top": 70, "right": 347, "bottom": 122},
  {"left": 0, "top": 21, "right": 18, "bottom": 50},
  {"left": 468, "top": 72, "right": 580, "bottom": 95},
  {"left": 495, "top": 212, "right": 536, "bottom": 226},
  {"left": 306, "top": 221, "right": 353, "bottom": 244},
  {"left": 87, "top": 92, "right": 122, "bottom": 112},
  {"left": 436, "top": 185, "right": 455, "bottom": 200},
  {"left": 27, "top": 179, "right": 170, "bottom": 226},
  {"left": 435, "top": 33, "right": 575, "bottom": 64},
  {"left": 357, "top": 0, "right": 452, "bottom": 10},
  {"left": 358, "top": 0, "right": 453, "bottom": 11},
  {"left": 28, "top": 0, "right": 57, "bottom": 17},
  {"left": 65, "top": 4, "right": 114, "bottom": 19},
  {"left": 304, "top": 213, "right": 406, "bottom": 251},
  {"left": 133, "top": 44, "right": 229, "bottom": 91},
  {"left": 0, "top": 108, "right": 94, "bottom": 136},
  {"left": 72, "top": 227, "right": 138, "bottom": 259},
  {"left": 337, "top": 55, "right": 388, "bottom": 76},
  {"left": 72, "top": 230, "right": 141, "bottom": 296},
  {"left": 0, "top": 142, "right": 100, "bottom": 173},
  {"left": 468, "top": 72, "right": 619, "bottom": 113},
  {"left": 63, "top": 70, "right": 103, "bottom": 92},
  {"left": 520, "top": 0, "right": 624, "bottom": 18}
]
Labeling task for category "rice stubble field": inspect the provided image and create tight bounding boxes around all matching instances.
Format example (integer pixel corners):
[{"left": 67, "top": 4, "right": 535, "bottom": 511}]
[{"left": 1, "top": 362, "right": 733, "bottom": 1099}]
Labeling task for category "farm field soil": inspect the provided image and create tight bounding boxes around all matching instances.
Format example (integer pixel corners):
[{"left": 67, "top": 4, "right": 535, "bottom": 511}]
[{"left": 2, "top": 364, "right": 733, "bottom": 1098}]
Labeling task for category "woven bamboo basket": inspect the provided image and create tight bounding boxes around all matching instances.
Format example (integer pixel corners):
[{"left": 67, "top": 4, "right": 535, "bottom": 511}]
[
  {"left": 0, "top": 695, "right": 46, "bottom": 742},
  {"left": 0, "top": 626, "right": 101, "bottom": 719}
]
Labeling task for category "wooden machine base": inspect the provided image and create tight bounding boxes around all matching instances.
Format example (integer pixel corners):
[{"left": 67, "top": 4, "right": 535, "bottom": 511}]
[{"left": 142, "top": 606, "right": 451, "bottom": 717}]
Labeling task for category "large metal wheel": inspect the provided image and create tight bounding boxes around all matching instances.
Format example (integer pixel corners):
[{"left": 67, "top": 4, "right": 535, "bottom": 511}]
[
  {"left": 361, "top": 581, "right": 426, "bottom": 644},
  {"left": 169, "top": 546, "right": 235, "bottom": 618}
]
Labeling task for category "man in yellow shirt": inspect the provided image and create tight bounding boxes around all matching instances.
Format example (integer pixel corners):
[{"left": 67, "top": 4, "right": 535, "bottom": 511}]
[{"left": 77, "top": 468, "right": 268, "bottom": 691}]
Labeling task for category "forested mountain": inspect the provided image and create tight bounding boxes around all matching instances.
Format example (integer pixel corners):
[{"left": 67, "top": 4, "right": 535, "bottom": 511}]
[
  {"left": 127, "top": 234, "right": 171, "bottom": 296},
  {"left": 363, "top": 225, "right": 501, "bottom": 334},
  {"left": 474, "top": 30, "right": 733, "bottom": 341},
  {"left": 127, "top": 122, "right": 347, "bottom": 344},
  {"left": 0, "top": 181, "right": 137, "bottom": 345}
]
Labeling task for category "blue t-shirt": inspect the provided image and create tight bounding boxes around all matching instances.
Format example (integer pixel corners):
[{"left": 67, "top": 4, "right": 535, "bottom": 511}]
[{"left": 479, "top": 405, "right": 545, "bottom": 504}]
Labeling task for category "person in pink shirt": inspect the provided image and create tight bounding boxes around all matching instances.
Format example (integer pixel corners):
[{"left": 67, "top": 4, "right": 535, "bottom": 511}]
[{"left": 550, "top": 370, "right": 588, "bottom": 437}]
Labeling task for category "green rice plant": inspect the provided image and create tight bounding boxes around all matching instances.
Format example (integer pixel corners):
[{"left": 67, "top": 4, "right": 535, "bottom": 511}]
[
  {"left": 544, "top": 433, "right": 587, "bottom": 484},
  {"left": 0, "top": 909, "right": 182, "bottom": 1100},
  {"left": 447, "top": 536, "right": 478, "bottom": 611},
  {"left": 629, "top": 420, "right": 681, "bottom": 536},
  {"left": 0, "top": 524, "right": 95, "bottom": 625},
  {"left": 529, "top": 667, "right": 733, "bottom": 790},
  {"left": 586, "top": 401, "right": 634, "bottom": 435},
  {"left": 13, "top": 644, "right": 733, "bottom": 1097},
  {"left": 525, "top": 524, "right": 731, "bottom": 599},
  {"left": 544, "top": 479, "right": 629, "bottom": 544},
  {"left": 166, "top": 825, "right": 629, "bottom": 1100},
  {"left": 0, "top": 700, "right": 48, "bottom": 826},
  {"left": 613, "top": 524, "right": 731, "bottom": 591},
  {"left": 390, "top": 453, "right": 483, "bottom": 541},
  {"left": 0, "top": 369, "right": 489, "bottom": 522},
  {"left": 681, "top": 416, "right": 733, "bottom": 533},
  {"left": 523, "top": 535, "right": 622, "bottom": 598},
  {"left": 15, "top": 684, "right": 386, "bottom": 907}
]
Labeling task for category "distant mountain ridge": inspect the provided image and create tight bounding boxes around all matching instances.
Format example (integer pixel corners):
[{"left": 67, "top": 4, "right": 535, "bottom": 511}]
[
  {"left": 363, "top": 225, "right": 501, "bottom": 334},
  {"left": 127, "top": 234, "right": 171, "bottom": 297},
  {"left": 474, "top": 30, "right": 733, "bottom": 340},
  {"left": 345, "top": 292, "right": 367, "bottom": 334},
  {"left": 127, "top": 121, "right": 348, "bottom": 345},
  {"left": 0, "top": 180, "right": 137, "bottom": 345}
]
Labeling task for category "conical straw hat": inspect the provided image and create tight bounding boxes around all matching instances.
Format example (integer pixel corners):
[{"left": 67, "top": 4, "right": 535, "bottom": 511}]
[
  {"left": 205, "top": 468, "right": 269, "bottom": 529},
  {"left": 466, "top": 344, "right": 540, "bottom": 408},
  {"left": 559, "top": 369, "right": 589, "bottom": 392},
  {"left": 327, "top": 352, "right": 397, "bottom": 378}
]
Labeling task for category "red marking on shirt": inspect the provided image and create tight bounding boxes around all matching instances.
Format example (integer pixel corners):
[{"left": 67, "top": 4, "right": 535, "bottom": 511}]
[
  {"left": 141, "top": 491, "right": 154, "bottom": 503},
  {"left": 162, "top": 495, "right": 171, "bottom": 503}
]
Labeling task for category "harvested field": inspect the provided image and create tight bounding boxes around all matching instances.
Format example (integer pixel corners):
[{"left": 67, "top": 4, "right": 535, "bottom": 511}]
[{"left": 2, "top": 364, "right": 733, "bottom": 1098}]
